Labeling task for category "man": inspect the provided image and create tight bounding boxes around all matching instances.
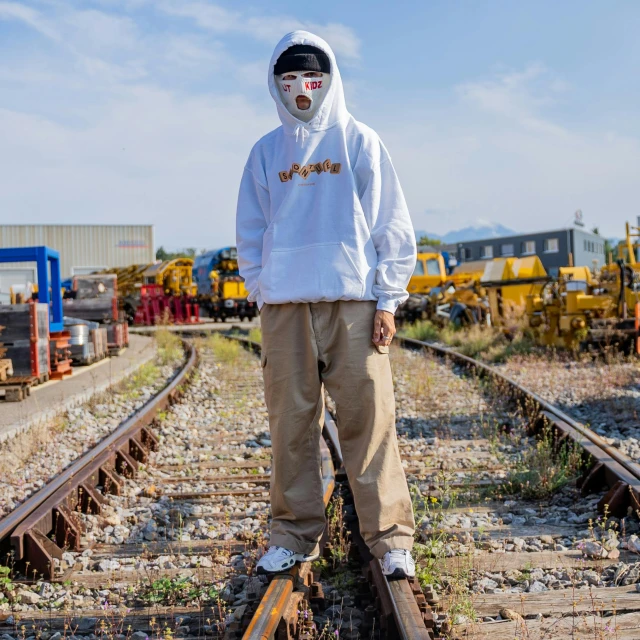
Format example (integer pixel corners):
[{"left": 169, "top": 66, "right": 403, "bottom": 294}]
[{"left": 236, "top": 31, "right": 417, "bottom": 578}]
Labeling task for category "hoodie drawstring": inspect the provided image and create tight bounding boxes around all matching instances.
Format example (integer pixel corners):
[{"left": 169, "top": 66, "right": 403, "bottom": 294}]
[{"left": 294, "top": 125, "right": 309, "bottom": 146}]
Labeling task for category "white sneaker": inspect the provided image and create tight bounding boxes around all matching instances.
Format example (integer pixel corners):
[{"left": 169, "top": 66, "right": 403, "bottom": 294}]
[
  {"left": 381, "top": 549, "right": 416, "bottom": 579},
  {"left": 256, "top": 546, "right": 319, "bottom": 574}
]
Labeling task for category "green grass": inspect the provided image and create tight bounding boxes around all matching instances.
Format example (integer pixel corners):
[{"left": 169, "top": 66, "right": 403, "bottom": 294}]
[
  {"left": 154, "top": 328, "right": 184, "bottom": 366},
  {"left": 117, "top": 361, "right": 161, "bottom": 400},
  {"left": 248, "top": 327, "right": 262, "bottom": 343},
  {"left": 400, "top": 320, "right": 440, "bottom": 342},
  {"left": 207, "top": 333, "right": 242, "bottom": 364},
  {"left": 141, "top": 575, "right": 219, "bottom": 605},
  {"left": 499, "top": 424, "right": 584, "bottom": 499}
]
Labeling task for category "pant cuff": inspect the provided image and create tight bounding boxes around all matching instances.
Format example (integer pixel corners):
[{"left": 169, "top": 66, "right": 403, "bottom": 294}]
[
  {"left": 369, "top": 536, "right": 414, "bottom": 559},
  {"left": 270, "top": 533, "right": 321, "bottom": 556}
]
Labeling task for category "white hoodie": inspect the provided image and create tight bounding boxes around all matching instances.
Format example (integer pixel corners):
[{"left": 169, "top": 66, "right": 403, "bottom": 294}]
[{"left": 236, "top": 30, "right": 416, "bottom": 313}]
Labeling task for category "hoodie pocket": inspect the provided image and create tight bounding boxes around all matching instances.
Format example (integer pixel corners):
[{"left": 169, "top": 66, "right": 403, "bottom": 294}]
[{"left": 260, "top": 242, "right": 365, "bottom": 302}]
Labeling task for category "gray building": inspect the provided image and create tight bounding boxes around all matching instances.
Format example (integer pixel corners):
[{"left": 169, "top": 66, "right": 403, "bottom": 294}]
[
  {"left": 441, "top": 227, "right": 605, "bottom": 277},
  {"left": 0, "top": 224, "right": 155, "bottom": 303}
]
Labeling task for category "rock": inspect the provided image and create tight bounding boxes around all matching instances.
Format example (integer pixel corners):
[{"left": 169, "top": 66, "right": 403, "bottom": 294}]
[
  {"left": 452, "top": 614, "right": 469, "bottom": 625},
  {"left": 627, "top": 535, "right": 640, "bottom": 554},
  {"left": 131, "top": 633, "right": 148, "bottom": 640},
  {"left": 621, "top": 565, "right": 640, "bottom": 585},
  {"left": 38, "top": 583, "right": 54, "bottom": 598},
  {"left": 220, "top": 586, "right": 235, "bottom": 604},
  {"left": 608, "top": 548, "right": 621, "bottom": 560},
  {"left": 233, "top": 604, "right": 247, "bottom": 621},
  {"left": 583, "top": 541, "right": 607, "bottom": 559},
  {"left": 540, "top": 535, "right": 555, "bottom": 545},
  {"left": 583, "top": 570, "right": 600, "bottom": 586},
  {"left": 499, "top": 608, "right": 524, "bottom": 622},
  {"left": 98, "top": 559, "right": 120, "bottom": 572},
  {"left": 603, "top": 537, "right": 620, "bottom": 551},
  {"left": 512, "top": 537, "right": 526, "bottom": 551},
  {"left": 477, "top": 578, "right": 498, "bottom": 591},
  {"left": 76, "top": 619, "right": 97, "bottom": 632},
  {"left": 16, "top": 589, "right": 41, "bottom": 605},
  {"left": 529, "top": 569, "right": 545, "bottom": 582},
  {"left": 528, "top": 581, "right": 548, "bottom": 593}
]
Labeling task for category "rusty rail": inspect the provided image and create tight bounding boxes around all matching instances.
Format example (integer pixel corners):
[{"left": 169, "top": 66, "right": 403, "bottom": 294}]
[
  {"left": 0, "top": 340, "right": 197, "bottom": 579},
  {"left": 396, "top": 335, "right": 640, "bottom": 516}
]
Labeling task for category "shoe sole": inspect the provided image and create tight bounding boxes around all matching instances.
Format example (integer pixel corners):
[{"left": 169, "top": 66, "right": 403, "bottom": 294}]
[
  {"left": 382, "top": 567, "right": 416, "bottom": 580},
  {"left": 256, "top": 553, "right": 316, "bottom": 575}
]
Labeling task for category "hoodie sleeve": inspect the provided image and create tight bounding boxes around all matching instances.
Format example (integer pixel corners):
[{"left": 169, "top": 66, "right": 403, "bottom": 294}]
[
  {"left": 356, "top": 139, "right": 417, "bottom": 314},
  {"left": 236, "top": 163, "right": 270, "bottom": 309}
]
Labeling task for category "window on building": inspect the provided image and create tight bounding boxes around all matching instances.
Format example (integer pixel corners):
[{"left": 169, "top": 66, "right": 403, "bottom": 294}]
[
  {"left": 548, "top": 267, "right": 559, "bottom": 277},
  {"left": 481, "top": 245, "right": 493, "bottom": 259},
  {"left": 426, "top": 259, "right": 441, "bottom": 276},
  {"left": 413, "top": 261, "right": 424, "bottom": 276},
  {"left": 501, "top": 243, "right": 514, "bottom": 257},
  {"left": 584, "top": 240, "right": 587, "bottom": 251},
  {"left": 544, "top": 238, "right": 559, "bottom": 253},
  {"left": 521, "top": 240, "right": 535, "bottom": 255},
  {"left": 464, "top": 248, "right": 472, "bottom": 261}
]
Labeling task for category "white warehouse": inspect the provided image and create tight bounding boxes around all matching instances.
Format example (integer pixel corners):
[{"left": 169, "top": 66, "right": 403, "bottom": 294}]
[{"left": 0, "top": 224, "right": 155, "bottom": 302}]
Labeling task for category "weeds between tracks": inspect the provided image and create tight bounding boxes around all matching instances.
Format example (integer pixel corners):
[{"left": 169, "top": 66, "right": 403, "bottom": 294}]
[{"left": 400, "top": 320, "right": 537, "bottom": 363}]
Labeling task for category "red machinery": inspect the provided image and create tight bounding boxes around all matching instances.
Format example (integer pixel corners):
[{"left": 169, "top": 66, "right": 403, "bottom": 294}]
[{"left": 133, "top": 285, "right": 200, "bottom": 327}]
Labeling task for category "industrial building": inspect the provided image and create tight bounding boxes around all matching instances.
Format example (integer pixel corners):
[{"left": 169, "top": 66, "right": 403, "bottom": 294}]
[
  {"left": 440, "top": 227, "right": 605, "bottom": 276},
  {"left": 0, "top": 225, "right": 154, "bottom": 303}
]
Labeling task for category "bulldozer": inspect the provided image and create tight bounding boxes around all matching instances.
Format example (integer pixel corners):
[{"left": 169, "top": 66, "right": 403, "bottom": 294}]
[{"left": 526, "top": 222, "right": 640, "bottom": 351}]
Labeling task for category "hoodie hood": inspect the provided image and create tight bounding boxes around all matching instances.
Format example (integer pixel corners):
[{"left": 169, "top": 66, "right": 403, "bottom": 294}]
[{"left": 268, "top": 30, "right": 349, "bottom": 133}]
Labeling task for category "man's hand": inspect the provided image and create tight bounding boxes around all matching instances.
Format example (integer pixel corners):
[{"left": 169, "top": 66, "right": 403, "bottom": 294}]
[{"left": 372, "top": 310, "right": 396, "bottom": 346}]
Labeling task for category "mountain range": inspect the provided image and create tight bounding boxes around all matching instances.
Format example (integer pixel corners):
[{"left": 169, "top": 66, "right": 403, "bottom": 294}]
[{"left": 415, "top": 223, "right": 516, "bottom": 244}]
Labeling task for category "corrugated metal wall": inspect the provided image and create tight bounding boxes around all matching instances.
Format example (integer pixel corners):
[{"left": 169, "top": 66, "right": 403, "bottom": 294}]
[{"left": 0, "top": 225, "right": 155, "bottom": 277}]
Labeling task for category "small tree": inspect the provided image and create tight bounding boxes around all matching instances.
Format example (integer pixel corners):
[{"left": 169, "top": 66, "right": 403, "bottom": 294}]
[
  {"left": 417, "top": 234, "right": 442, "bottom": 248},
  {"left": 156, "top": 246, "right": 198, "bottom": 261}
]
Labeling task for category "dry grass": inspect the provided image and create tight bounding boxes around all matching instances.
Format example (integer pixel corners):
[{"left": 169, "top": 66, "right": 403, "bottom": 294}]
[
  {"left": 400, "top": 319, "right": 538, "bottom": 363},
  {"left": 154, "top": 327, "right": 184, "bottom": 366},
  {"left": 0, "top": 416, "right": 67, "bottom": 476}
]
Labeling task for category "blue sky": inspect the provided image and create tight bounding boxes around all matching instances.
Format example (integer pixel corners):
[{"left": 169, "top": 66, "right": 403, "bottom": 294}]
[{"left": 1, "top": 0, "right": 638, "bottom": 248}]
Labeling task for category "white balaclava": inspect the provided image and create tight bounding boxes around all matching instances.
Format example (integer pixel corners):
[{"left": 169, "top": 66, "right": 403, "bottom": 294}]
[{"left": 274, "top": 44, "right": 331, "bottom": 123}]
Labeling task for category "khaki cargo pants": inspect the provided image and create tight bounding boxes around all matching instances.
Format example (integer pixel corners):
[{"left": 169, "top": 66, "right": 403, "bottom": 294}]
[{"left": 260, "top": 300, "right": 415, "bottom": 559}]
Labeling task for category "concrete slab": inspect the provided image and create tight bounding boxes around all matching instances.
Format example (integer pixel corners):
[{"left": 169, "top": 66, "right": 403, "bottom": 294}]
[{"left": 0, "top": 334, "right": 156, "bottom": 443}]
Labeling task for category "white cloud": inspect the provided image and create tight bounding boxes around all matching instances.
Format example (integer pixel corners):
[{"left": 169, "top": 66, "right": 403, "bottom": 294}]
[
  {"left": 0, "top": 88, "right": 277, "bottom": 248},
  {"left": 456, "top": 64, "right": 568, "bottom": 136},
  {"left": 0, "top": 1, "right": 61, "bottom": 41},
  {"left": 377, "top": 66, "right": 640, "bottom": 238},
  {"left": 61, "top": 8, "right": 139, "bottom": 52},
  {"left": 157, "top": 1, "right": 361, "bottom": 61}
]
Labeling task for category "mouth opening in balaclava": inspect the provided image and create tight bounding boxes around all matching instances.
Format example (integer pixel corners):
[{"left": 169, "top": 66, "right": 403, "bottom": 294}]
[{"left": 274, "top": 44, "right": 331, "bottom": 123}]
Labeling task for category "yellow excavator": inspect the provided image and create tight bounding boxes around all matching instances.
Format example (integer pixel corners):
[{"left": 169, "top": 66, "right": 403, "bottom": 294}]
[{"left": 526, "top": 222, "right": 640, "bottom": 351}]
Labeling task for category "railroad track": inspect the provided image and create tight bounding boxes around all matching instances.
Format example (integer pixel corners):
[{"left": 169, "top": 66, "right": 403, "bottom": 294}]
[{"left": 1, "top": 331, "right": 640, "bottom": 639}]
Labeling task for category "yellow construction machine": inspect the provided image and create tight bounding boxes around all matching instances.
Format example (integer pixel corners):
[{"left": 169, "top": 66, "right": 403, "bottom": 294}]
[
  {"left": 407, "top": 252, "right": 447, "bottom": 295},
  {"left": 401, "top": 255, "right": 549, "bottom": 327},
  {"left": 100, "top": 258, "right": 198, "bottom": 324},
  {"left": 526, "top": 222, "right": 640, "bottom": 351}
]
